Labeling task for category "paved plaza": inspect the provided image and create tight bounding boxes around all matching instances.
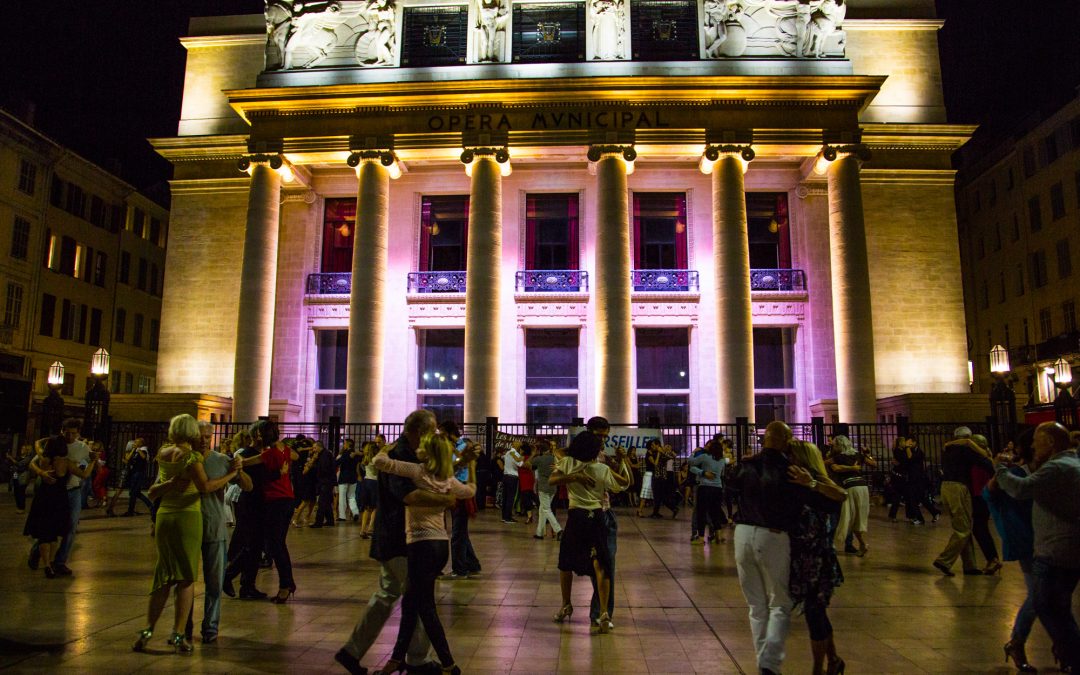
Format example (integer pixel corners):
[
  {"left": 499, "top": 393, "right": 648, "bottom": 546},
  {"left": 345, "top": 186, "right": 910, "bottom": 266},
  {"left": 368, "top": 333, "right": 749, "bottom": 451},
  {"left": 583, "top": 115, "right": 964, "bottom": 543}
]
[{"left": 0, "top": 493, "right": 1072, "bottom": 674}]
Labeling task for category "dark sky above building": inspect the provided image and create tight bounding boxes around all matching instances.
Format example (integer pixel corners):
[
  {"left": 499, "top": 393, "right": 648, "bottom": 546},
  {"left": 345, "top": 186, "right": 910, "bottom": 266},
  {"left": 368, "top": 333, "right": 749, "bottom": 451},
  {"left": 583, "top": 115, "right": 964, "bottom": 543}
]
[{"left": 2, "top": 1, "right": 1078, "bottom": 198}]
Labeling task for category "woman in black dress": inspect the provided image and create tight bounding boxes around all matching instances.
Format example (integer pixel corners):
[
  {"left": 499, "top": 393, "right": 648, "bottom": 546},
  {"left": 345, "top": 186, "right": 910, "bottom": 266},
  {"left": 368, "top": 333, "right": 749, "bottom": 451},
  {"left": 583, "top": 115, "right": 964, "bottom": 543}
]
[
  {"left": 24, "top": 436, "right": 72, "bottom": 578},
  {"left": 896, "top": 436, "right": 940, "bottom": 524}
]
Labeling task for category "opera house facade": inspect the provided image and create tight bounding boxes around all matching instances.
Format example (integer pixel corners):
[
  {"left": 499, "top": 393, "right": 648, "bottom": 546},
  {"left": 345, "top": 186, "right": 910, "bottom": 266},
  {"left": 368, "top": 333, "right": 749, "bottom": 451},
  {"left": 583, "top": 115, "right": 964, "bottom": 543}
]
[{"left": 152, "top": 0, "right": 974, "bottom": 427}]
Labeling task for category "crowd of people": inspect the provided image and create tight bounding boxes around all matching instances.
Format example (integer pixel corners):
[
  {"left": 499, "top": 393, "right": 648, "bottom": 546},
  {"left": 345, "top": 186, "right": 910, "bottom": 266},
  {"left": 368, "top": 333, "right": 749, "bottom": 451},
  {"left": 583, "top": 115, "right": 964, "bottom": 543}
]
[{"left": 7, "top": 413, "right": 1080, "bottom": 674}]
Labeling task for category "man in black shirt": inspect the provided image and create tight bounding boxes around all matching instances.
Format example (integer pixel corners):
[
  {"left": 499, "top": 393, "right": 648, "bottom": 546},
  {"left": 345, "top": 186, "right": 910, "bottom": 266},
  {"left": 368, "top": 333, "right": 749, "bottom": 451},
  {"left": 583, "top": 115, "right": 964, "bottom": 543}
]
[
  {"left": 336, "top": 410, "right": 455, "bottom": 675},
  {"left": 728, "top": 421, "right": 813, "bottom": 675},
  {"left": 933, "top": 427, "right": 994, "bottom": 576}
]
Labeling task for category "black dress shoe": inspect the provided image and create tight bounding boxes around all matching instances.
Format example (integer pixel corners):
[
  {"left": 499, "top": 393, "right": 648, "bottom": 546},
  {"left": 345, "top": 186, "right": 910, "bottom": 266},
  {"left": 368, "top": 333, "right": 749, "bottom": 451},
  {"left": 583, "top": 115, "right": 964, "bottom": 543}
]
[
  {"left": 222, "top": 577, "right": 236, "bottom": 597},
  {"left": 405, "top": 661, "right": 442, "bottom": 675},
  {"left": 334, "top": 647, "right": 369, "bottom": 675},
  {"left": 238, "top": 587, "right": 268, "bottom": 600},
  {"left": 962, "top": 568, "right": 984, "bottom": 576}
]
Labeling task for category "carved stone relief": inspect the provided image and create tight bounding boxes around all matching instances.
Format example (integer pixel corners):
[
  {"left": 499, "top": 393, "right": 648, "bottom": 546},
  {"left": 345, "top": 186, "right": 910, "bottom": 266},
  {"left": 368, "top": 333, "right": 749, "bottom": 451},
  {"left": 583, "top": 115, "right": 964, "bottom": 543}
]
[
  {"left": 698, "top": 0, "right": 846, "bottom": 59},
  {"left": 587, "top": 0, "right": 628, "bottom": 61},
  {"left": 469, "top": 0, "right": 509, "bottom": 64},
  {"left": 264, "top": 0, "right": 398, "bottom": 70}
]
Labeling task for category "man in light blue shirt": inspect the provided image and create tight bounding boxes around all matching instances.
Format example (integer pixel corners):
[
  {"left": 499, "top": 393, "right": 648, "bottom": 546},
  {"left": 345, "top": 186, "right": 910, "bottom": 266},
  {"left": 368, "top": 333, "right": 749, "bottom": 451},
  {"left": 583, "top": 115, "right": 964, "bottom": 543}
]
[{"left": 689, "top": 439, "right": 729, "bottom": 543}]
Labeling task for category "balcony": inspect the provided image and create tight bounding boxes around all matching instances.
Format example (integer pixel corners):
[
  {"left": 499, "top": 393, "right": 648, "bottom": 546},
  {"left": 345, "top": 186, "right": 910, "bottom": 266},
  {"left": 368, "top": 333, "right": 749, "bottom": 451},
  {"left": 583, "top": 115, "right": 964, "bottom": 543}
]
[
  {"left": 632, "top": 269, "right": 698, "bottom": 292},
  {"left": 750, "top": 269, "right": 806, "bottom": 292},
  {"left": 1009, "top": 332, "right": 1080, "bottom": 367},
  {"left": 306, "top": 272, "right": 351, "bottom": 295},
  {"left": 515, "top": 270, "right": 588, "bottom": 293},
  {"left": 408, "top": 271, "right": 467, "bottom": 293}
]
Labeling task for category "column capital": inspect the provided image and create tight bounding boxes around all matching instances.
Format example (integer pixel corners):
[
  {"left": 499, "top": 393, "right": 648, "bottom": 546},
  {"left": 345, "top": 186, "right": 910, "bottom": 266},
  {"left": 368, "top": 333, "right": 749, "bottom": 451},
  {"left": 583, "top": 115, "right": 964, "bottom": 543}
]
[
  {"left": 347, "top": 149, "right": 397, "bottom": 167},
  {"left": 821, "top": 143, "right": 872, "bottom": 163},
  {"left": 461, "top": 146, "right": 510, "bottom": 176},
  {"left": 237, "top": 153, "right": 284, "bottom": 172},
  {"left": 703, "top": 144, "right": 755, "bottom": 162},
  {"left": 587, "top": 144, "right": 637, "bottom": 162}
]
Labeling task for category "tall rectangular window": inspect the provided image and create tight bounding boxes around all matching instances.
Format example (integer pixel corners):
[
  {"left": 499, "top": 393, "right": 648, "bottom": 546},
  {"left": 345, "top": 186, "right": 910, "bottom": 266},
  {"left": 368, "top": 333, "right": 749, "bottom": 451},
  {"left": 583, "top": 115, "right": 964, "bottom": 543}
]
[
  {"left": 1044, "top": 133, "right": 1059, "bottom": 164},
  {"left": 1016, "top": 263, "right": 1025, "bottom": 296},
  {"left": 993, "top": 223, "right": 1002, "bottom": 251},
  {"left": 59, "top": 299, "right": 74, "bottom": 340},
  {"left": 89, "top": 195, "right": 106, "bottom": 227},
  {"left": 1011, "top": 214, "right": 1020, "bottom": 242},
  {"left": 93, "top": 251, "right": 107, "bottom": 287},
  {"left": 753, "top": 326, "right": 797, "bottom": 423},
  {"left": 4, "top": 283, "right": 23, "bottom": 328},
  {"left": 525, "top": 193, "right": 579, "bottom": 270},
  {"left": 119, "top": 251, "right": 130, "bottom": 284},
  {"left": 1050, "top": 182, "right": 1066, "bottom": 220},
  {"left": 149, "top": 218, "right": 161, "bottom": 246},
  {"left": 633, "top": 192, "right": 687, "bottom": 269},
  {"left": 747, "top": 193, "right": 792, "bottom": 269},
  {"left": 419, "top": 196, "right": 470, "bottom": 271},
  {"left": 50, "top": 175, "right": 64, "bottom": 207},
  {"left": 137, "top": 258, "right": 148, "bottom": 291},
  {"left": 17, "top": 159, "right": 36, "bottom": 195},
  {"left": 132, "top": 313, "right": 144, "bottom": 347},
  {"left": 114, "top": 308, "right": 126, "bottom": 343},
  {"left": 320, "top": 198, "right": 356, "bottom": 273},
  {"left": 417, "top": 329, "right": 465, "bottom": 423},
  {"left": 65, "top": 183, "right": 85, "bottom": 219},
  {"left": 89, "top": 308, "right": 102, "bottom": 346},
  {"left": 124, "top": 372, "right": 133, "bottom": 394},
  {"left": 1039, "top": 307, "right": 1052, "bottom": 341},
  {"left": 1029, "top": 196, "right": 1042, "bottom": 232},
  {"left": 1032, "top": 250, "right": 1048, "bottom": 288},
  {"left": 10, "top": 216, "right": 30, "bottom": 260},
  {"left": 1057, "top": 239, "right": 1072, "bottom": 279},
  {"left": 525, "top": 328, "right": 579, "bottom": 424},
  {"left": 1023, "top": 147, "right": 1036, "bottom": 177},
  {"left": 149, "top": 319, "right": 160, "bottom": 351},
  {"left": 149, "top": 263, "right": 159, "bottom": 295},
  {"left": 316, "top": 329, "right": 349, "bottom": 390},
  {"left": 1064, "top": 301, "right": 1077, "bottom": 334},
  {"left": 636, "top": 327, "right": 690, "bottom": 427},
  {"left": 39, "top": 294, "right": 56, "bottom": 336},
  {"left": 59, "top": 236, "right": 77, "bottom": 276}
]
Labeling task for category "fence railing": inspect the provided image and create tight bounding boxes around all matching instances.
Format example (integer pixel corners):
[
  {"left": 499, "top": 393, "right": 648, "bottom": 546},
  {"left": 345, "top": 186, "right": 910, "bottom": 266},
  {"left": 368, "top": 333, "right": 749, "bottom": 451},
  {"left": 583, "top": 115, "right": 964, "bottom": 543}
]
[
  {"left": 407, "top": 271, "right": 467, "bottom": 293},
  {"left": 94, "top": 417, "right": 992, "bottom": 493},
  {"left": 515, "top": 270, "right": 588, "bottom": 292},
  {"left": 631, "top": 269, "right": 699, "bottom": 292}
]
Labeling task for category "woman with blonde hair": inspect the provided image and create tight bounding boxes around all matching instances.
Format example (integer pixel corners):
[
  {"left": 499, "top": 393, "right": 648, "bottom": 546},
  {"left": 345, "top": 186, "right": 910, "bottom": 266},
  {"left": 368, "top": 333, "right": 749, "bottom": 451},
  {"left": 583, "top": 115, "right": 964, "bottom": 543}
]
[
  {"left": 372, "top": 433, "right": 476, "bottom": 675},
  {"left": 356, "top": 441, "right": 380, "bottom": 538},
  {"left": 133, "top": 414, "right": 240, "bottom": 655},
  {"left": 787, "top": 440, "right": 848, "bottom": 675}
]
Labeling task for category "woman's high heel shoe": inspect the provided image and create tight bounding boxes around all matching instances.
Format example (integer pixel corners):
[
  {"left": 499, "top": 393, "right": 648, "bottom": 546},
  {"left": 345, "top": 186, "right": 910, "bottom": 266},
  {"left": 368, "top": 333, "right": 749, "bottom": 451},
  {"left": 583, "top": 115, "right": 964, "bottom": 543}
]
[
  {"left": 442, "top": 665, "right": 462, "bottom": 675},
  {"left": 132, "top": 628, "right": 153, "bottom": 652},
  {"left": 552, "top": 604, "right": 574, "bottom": 623},
  {"left": 167, "top": 632, "right": 194, "bottom": 655},
  {"left": 270, "top": 586, "right": 296, "bottom": 604},
  {"left": 984, "top": 559, "right": 1003, "bottom": 575},
  {"left": 826, "top": 656, "right": 846, "bottom": 675},
  {"left": 1004, "top": 640, "right": 1037, "bottom": 672},
  {"left": 595, "top": 612, "right": 612, "bottom": 634}
]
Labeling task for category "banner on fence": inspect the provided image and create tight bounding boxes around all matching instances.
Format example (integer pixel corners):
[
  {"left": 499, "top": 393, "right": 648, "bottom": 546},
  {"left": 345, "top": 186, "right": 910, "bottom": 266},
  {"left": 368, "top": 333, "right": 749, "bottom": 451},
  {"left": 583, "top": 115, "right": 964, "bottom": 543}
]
[
  {"left": 494, "top": 430, "right": 532, "bottom": 452},
  {"left": 567, "top": 426, "right": 662, "bottom": 456}
]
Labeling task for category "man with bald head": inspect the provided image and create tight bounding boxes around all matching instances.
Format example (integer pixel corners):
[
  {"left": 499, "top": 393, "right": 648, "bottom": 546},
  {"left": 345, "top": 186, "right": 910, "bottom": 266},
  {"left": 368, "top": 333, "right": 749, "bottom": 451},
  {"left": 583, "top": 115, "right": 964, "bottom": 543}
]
[
  {"left": 728, "top": 421, "right": 816, "bottom": 675},
  {"left": 994, "top": 421, "right": 1080, "bottom": 671}
]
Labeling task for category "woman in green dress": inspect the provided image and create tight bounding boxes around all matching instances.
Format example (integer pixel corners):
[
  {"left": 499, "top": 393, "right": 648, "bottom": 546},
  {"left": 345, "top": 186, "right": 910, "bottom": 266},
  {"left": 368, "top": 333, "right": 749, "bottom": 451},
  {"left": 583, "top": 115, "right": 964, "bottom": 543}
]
[{"left": 133, "top": 414, "right": 240, "bottom": 655}]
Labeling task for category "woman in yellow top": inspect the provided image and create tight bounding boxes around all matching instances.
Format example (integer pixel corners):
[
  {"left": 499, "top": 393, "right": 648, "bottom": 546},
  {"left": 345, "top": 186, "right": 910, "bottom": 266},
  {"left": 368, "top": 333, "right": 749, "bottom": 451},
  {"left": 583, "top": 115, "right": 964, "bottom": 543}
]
[{"left": 133, "top": 414, "right": 241, "bottom": 655}]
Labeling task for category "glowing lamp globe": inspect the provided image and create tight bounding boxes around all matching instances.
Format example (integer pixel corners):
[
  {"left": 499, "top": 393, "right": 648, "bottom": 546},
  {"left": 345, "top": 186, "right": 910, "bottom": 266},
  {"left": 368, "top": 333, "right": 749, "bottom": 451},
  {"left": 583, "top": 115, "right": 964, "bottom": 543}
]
[
  {"left": 989, "top": 345, "right": 1010, "bottom": 374},
  {"left": 48, "top": 361, "right": 65, "bottom": 388},
  {"left": 91, "top": 348, "right": 111, "bottom": 377},
  {"left": 1054, "top": 357, "right": 1072, "bottom": 385}
]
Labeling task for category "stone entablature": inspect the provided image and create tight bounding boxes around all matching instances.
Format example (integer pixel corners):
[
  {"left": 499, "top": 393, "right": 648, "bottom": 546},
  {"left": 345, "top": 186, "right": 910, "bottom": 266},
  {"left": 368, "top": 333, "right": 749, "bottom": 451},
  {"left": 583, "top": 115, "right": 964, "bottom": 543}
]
[{"left": 263, "top": 0, "right": 846, "bottom": 72}]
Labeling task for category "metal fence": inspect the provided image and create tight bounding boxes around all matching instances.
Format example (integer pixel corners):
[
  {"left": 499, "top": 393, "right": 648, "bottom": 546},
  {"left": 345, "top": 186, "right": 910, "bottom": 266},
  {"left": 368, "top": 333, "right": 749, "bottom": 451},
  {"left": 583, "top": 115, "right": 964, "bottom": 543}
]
[{"left": 95, "top": 417, "right": 993, "bottom": 493}]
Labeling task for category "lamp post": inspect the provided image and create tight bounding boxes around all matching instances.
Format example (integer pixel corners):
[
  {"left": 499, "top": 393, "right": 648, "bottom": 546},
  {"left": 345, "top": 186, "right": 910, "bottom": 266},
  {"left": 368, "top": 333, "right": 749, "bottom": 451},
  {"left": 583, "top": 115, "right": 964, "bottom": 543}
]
[
  {"left": 988, "top": 345, "right": 1017, "bottom": 451},
  {"left": 1053, "top": 357, "right": 1076, "bottom": 429},
  {"left": 43, "top": 361, "right": 65, "bottom": 436},
  {"left": 84, "top": 348, "right": 111, "bottom": 442}
]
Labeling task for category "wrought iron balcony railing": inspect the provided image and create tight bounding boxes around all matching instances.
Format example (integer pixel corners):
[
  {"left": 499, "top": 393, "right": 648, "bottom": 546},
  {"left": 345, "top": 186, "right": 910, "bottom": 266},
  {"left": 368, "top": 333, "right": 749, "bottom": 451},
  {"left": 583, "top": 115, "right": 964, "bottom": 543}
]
[
  {"left": 408, "top": 271, "right": 468, "bottom": 293},
  {"left": 516, "top": 270, "right": 589, "bottom": 292},
  {"left": 750, "top": 269, "right": 806, "bottom": 292},
  {"left": 306, "top": 272, "right": 351, "bottom": 294},
  {"left": 632, "top": 269, "right": 699, "bottom": 292}
]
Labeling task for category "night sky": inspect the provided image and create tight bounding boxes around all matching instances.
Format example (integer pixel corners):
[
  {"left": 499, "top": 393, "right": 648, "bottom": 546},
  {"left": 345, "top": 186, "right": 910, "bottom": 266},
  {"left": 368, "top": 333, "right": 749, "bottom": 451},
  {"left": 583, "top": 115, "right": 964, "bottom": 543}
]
[{"left": 2, "top": 1, "right": 1078, "bottom": 200}]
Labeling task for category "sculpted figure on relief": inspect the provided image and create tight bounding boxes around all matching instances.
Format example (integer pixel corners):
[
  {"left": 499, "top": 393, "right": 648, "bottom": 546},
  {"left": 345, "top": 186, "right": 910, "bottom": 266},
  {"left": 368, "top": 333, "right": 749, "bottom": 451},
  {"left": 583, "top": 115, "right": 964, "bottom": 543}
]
[
  {"left": 474, "top": 0, "right": 509, "bottom": 63},
  {"left": 281, "top": 1, "right": 344, "bottom": 69},
  {"left": 590, "top": 0, "right": 626, "bottom": 60},
  {"left": 265, "top": 0, "right": 295, "bottom": 70},
  {"left": 703, "top": 0, "right": 743, "bottom": 57},
  {"left": 355, "top": 0, "right": 397, "bottom": 66},
  {"left": 803, "top": 0, "right": 845, "bottom": 57}
]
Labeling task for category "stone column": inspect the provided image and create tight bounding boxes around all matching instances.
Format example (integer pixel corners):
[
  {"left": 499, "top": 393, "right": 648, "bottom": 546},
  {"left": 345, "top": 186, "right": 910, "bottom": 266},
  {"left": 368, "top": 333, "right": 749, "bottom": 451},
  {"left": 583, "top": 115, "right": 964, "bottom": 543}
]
[
  {"left": 345, "top": 153, "right": 393, "bottom": 423},
  {"left": 462, "top": 149, "right": 507, "bottom": 422},
  {"left": 706, "top": 147, "right": 755, "bottom": 422},
  {"left": 826, "top": 149, "right": 878, "bottom": 422},
  {"left": 233, "top": 158, "right": 282, "bottom": 422},
  {"left": 591, "top": 146, "right": 634, "bottom": 424}
]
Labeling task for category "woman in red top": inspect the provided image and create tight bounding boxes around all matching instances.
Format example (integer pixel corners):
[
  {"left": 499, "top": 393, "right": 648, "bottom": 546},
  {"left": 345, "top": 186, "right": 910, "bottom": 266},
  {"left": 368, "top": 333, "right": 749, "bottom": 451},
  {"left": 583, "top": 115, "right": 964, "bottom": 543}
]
[
  {"left": 241, "top": 419, "right": 297, "bottom": 603},
  {"left": 517, "top": 444, "right": 537, "bottom": 524}
]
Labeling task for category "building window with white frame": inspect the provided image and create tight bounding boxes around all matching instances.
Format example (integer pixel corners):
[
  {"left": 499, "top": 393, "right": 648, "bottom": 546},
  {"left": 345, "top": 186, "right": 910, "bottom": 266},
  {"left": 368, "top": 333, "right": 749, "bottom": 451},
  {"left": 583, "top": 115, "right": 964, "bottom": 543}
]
[
  {"left": 417, "top": 328, "right": 465, "bottom": 424},
  {"left": 17, "top": 159, "right": 36, "bottom": 195},
  {"left": 636, "top": 327, "right": 690, "bottom": 427},
  {"left": 316, "top": 329, "right": 348, "bottom": 423},
  {"left": 4, "top": 283, "right": 23, "bottom": 328},
  {"left": 525, "top": 328, "right": 579, "bottom": 424},
  {"left": 11, "top": 216, "right": 30, "bottom": 260},
  {"left": 753, "top": 327, "right": 797, "bottom": 423}
]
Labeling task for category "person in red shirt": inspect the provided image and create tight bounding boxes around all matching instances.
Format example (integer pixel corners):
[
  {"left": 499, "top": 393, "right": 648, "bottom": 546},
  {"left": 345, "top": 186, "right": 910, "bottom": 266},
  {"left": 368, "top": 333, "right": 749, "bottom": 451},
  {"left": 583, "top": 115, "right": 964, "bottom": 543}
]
[
  {"left": 518, "top": 444, "right": 537, "bottom": 524},
  {"left": 240, "top": 419, "right": 298, "bottom": 604}
]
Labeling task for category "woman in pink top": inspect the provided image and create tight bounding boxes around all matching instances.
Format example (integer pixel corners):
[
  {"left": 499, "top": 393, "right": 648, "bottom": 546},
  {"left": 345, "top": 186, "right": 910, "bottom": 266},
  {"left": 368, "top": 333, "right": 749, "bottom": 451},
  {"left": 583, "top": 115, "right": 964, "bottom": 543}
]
[{"left": 373, "top": 434, "right": 475, "bottom": 675}]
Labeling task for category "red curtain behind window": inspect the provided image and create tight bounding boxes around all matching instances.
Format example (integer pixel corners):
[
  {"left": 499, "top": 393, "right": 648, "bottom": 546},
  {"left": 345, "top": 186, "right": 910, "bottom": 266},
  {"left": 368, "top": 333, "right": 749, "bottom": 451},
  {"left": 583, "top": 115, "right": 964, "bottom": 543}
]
[
  {"left": 419, "top": 199, "right": 432, "bottom": 271},
  {"left": 568, "top": 195, "right": 579, "bottom": 268},
  {"left": 524, "top": 194, "right": 579, "bottom": 270},
  {"left": 776, "top": 194, "right": 791, "bottom": 269},
  {"left": 632, "top": 193, "right": 643, "bottom": 267},
  {"left": 321, "top": 198, "right": 356, "bottom": 272},
  {"left": 525, "top": 196, "right": 538, "bottom": 270},
  {"left": 419, "top": 196, "right": 470, "bottom": 271},
  {"left": 632, "top": 193, "right": 687, "bottom": 269},
  {"left": 674, "top": 193, "right": 688, "bottom": 269}
]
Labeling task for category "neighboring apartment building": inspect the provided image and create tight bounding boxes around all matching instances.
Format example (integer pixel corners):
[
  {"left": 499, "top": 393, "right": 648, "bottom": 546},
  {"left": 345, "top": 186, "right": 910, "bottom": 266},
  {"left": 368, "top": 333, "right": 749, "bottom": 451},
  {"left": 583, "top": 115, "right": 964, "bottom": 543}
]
[
  {"left": 957, "top": 94, "right": 1080, "bottom": 409},
  {"left": 0, "top": 107, "right": 168, "bottom": 439}
]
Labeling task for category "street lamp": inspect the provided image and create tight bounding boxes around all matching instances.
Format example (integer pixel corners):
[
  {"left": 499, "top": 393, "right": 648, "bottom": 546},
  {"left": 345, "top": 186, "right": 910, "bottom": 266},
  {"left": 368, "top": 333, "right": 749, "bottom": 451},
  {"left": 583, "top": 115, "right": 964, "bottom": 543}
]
[
  {"left": 84, "top": 348, "right": 111, "bottom": 442},
  {"left": 1053, "top": 357, "right": 1076, "bottom": 428},
  {"left": 988, "top": 345, "right": 1017, "bottom": 451},
  {"left": 43, "top": 361, "right": 65, "bottom": 436}
]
